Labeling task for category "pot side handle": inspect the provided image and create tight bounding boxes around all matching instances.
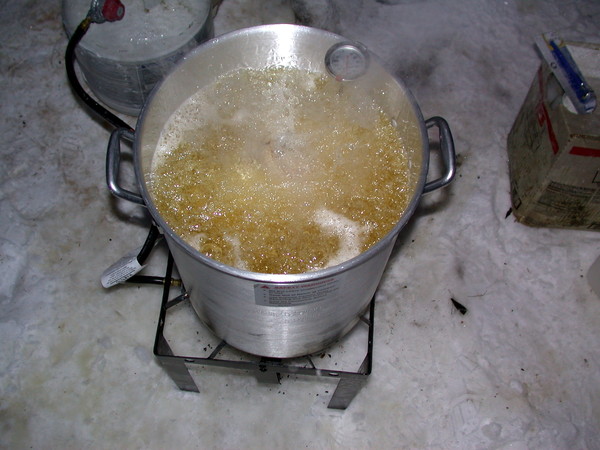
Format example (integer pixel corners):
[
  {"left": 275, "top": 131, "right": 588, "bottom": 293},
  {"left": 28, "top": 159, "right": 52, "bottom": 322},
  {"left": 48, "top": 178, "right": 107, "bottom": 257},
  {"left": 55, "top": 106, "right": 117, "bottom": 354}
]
[
  {"left": 106, "top": 127, "right": 145, "bottom": 205},
  {"left": 422, "top": 116, "right": 456, "bottom": 194}
]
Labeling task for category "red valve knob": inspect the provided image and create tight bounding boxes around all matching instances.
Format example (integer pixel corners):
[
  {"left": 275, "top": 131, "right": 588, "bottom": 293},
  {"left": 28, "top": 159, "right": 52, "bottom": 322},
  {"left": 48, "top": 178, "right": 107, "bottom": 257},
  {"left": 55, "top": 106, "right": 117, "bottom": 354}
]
[{"left": 102, "top": 0, "right": 125, "bottom": 22}]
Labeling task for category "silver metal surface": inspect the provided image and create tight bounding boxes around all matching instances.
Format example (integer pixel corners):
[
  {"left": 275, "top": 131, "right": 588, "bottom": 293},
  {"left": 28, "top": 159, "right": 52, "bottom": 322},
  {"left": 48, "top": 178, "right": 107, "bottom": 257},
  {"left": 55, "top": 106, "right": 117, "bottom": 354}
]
[{"left": 109, "top": 24, "right": 455, "bottom": 357}]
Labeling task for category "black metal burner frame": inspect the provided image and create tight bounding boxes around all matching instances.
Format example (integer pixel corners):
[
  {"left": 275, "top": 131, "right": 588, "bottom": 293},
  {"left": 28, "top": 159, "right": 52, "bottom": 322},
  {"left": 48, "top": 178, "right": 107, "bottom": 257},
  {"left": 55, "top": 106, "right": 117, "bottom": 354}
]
[{"left": 149, "top": 253, "right": 374, "bottom": 410}]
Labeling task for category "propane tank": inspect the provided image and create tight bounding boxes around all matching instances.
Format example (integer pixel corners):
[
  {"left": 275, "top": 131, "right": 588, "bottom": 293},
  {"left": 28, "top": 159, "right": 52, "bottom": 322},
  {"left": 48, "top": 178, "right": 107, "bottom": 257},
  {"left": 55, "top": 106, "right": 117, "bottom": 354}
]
[{"left": 62, "top": 0, "right": 217, "bottom": 115}]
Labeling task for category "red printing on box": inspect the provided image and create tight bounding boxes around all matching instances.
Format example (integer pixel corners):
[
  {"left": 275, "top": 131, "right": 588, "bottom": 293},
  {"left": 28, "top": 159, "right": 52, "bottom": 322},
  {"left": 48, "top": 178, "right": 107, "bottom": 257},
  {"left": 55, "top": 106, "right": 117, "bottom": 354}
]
[
  {"left": 569, "top": 146, "right": 600, "bottom": 157},
  {"left": 535, "top": 67, "right": 560, "bottom": 155}
]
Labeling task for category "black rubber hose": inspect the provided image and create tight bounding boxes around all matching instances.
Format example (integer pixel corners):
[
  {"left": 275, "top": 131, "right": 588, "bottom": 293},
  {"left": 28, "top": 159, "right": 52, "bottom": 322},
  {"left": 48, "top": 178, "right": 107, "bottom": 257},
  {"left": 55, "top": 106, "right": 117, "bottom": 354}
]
[
  {"left": 65, "top": 17, "right": 133, "bottom": 131},
  {"left": 126, "top": 275, "right": 165, "bottom": 285},
  {"left": 66, "top": 16, "right": 158, "bottom": 269},
  {"left": 136, "top": 224, "right": 160, "bottom": 265}
]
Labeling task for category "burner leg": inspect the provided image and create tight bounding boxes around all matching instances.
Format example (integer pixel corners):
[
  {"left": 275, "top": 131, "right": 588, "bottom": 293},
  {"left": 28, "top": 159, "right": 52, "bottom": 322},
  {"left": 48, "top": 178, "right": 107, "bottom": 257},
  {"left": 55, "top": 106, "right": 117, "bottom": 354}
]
[
  {"left": 327, "top": 374, "right": 367, "bottom": 410},
  {"left": 155, "top": 334, "right": 199, "bottom": 393},
  {"left": 158, "top": 357, "right": 199, "bottom": 393},
  {"left": 254, "top": 358, "right": 282, "bottom": 384},
  {"left": 327, "top": 355, "right": 370, "bottom": 410}
]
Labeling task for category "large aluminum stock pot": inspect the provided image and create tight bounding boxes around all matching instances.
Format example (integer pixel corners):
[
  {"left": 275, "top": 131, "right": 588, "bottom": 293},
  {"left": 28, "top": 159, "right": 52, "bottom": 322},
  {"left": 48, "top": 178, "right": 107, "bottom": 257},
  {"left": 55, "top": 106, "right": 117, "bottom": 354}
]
[{"left": 107, "top": 24, "right": 456, "bottom": 358}]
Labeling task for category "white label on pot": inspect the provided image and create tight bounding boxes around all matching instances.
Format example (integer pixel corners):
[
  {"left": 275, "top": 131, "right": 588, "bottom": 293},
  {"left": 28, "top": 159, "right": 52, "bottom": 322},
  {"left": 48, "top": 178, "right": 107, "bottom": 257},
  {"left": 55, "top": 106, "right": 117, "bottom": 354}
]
[
  {"left": 101, "top": 247, "right": 145, "bottom": 288},
  {"left": 254, "top": 278, "right": 340, "bottom": 307}
]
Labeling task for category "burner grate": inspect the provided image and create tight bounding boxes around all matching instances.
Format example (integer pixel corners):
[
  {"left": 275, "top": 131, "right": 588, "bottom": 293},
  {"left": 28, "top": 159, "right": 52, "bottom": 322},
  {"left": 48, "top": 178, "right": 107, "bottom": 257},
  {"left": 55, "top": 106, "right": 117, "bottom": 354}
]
[{"left": 145, "top": 252, "right": 374, "bottom": 410}]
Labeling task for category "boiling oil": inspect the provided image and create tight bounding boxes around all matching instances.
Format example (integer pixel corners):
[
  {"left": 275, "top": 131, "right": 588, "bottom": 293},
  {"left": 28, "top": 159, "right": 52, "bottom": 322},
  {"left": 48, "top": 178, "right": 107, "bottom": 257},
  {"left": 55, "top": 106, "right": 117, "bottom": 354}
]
[{"left": 149, "top": 67, "right": 416, "bottom": 274}]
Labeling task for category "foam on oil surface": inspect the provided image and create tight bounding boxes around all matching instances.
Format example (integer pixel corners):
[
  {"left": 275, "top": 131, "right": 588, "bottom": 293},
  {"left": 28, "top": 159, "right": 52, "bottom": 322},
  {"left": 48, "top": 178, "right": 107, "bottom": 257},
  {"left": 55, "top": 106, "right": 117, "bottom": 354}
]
[{"left": 150, "top": 67, "right": 417, "bottom": 274}]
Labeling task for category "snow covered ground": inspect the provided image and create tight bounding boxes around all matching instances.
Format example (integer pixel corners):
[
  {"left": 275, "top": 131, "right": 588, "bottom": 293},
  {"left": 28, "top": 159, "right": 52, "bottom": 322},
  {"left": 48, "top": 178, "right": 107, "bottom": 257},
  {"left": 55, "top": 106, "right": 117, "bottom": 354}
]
[{"left": 1, "top": 0, "right": 599, "bottom": 448}]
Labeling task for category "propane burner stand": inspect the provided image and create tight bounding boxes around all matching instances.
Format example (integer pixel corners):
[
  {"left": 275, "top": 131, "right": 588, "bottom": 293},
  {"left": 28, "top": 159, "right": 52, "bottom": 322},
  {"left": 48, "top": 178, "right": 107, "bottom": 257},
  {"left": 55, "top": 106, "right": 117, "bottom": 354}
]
[{"left": 152, "top": 253, "right": 374, "bottom": 410}]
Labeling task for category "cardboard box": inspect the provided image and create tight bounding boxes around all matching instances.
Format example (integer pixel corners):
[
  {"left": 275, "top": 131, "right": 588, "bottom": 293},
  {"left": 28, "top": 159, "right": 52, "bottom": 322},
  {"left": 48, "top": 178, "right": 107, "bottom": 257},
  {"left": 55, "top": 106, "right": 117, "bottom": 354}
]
[{"left": 507, "top": 41, "right": 600, "bottom": 230}]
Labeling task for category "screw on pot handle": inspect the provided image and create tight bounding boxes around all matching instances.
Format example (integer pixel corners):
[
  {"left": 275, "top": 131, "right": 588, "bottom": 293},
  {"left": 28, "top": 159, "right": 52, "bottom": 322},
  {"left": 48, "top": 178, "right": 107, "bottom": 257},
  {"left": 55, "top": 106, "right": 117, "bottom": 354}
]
[
  {"left": 423, "top": 116, "right": 456, "bottom": 194},
  {"left": 106, "top": 127, "right": 145, "bottom": 205}
]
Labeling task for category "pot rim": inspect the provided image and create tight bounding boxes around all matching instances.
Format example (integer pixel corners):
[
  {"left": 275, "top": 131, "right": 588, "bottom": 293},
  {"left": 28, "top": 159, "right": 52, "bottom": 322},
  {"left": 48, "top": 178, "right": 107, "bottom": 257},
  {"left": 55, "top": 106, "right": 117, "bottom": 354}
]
[{"left": 134, "top": 23, "right": 429, "bottom": 283}]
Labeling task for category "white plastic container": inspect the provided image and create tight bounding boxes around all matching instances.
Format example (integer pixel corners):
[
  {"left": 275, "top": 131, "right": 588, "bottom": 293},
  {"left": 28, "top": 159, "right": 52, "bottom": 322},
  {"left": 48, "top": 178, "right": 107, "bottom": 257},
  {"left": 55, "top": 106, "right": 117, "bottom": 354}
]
[{"left": 62, "top": 0, "right": 216, "bottom": 116}]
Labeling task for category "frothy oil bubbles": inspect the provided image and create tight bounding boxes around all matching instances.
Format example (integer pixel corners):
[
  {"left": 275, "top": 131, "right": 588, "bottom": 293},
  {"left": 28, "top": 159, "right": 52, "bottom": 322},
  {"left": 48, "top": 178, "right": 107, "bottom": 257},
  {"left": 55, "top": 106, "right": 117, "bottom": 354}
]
[{"left": 149, "top": 67, "right": 414, "bottom": 274}]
